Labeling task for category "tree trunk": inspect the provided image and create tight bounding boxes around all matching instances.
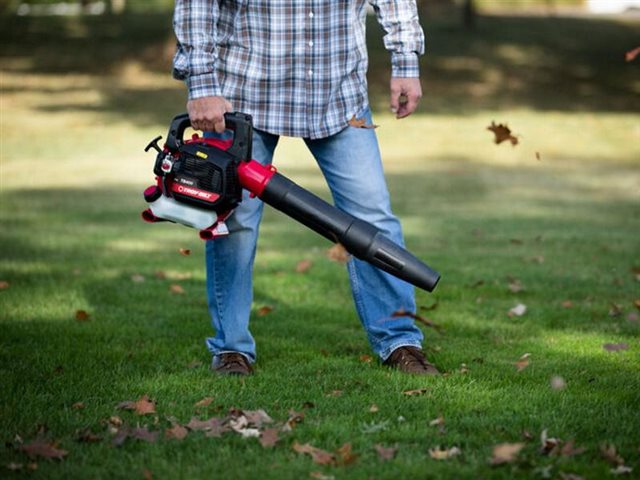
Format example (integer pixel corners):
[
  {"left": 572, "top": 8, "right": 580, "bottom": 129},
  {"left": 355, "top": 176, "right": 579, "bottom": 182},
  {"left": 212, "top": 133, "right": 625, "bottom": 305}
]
[{"left": 462, "top": 0, "right": 476, "bottom": 30}]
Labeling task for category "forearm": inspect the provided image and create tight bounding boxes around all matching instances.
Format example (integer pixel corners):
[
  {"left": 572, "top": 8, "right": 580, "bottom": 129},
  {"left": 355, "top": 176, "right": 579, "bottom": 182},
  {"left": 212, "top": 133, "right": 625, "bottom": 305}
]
[
  {"left": 172, "top": 0, "right": 222, "bottom": 99},
  {"left": 369, "top": 0, "right": 425, "bottom": 78}
]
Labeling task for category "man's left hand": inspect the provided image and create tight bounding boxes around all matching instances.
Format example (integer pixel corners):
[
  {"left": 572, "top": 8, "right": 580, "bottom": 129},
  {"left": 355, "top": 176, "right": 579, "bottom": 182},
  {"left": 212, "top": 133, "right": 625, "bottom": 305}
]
[{"left": 390, "top": 77, "right": 422, "bottom": 119}]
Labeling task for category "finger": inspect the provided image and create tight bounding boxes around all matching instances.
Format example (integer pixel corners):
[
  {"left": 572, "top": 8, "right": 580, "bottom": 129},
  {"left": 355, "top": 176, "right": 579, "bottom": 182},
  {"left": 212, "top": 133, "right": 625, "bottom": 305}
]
[{"left": 213, "top": 117, "right": 226, "bottom": 134}]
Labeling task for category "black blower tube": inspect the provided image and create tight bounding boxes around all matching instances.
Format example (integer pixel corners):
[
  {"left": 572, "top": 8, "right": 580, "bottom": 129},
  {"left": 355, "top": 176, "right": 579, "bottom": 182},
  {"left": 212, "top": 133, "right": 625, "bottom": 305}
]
[{"left": 259, "top": 171, "right": 440, "bottom": 292}]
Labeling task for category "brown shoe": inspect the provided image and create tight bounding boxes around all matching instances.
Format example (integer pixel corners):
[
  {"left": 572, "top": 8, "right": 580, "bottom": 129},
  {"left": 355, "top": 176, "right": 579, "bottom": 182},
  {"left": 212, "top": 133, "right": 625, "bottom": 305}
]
[
  {"left": 383, "top": 346, "right": 440, "bottom": 375},
  {"left": 212, "top": 352, "right": 253, "bottom": 376}
]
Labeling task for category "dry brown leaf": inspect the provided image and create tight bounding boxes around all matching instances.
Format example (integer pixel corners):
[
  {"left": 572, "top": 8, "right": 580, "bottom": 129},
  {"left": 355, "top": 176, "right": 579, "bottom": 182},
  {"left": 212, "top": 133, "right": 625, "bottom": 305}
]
[
  {"left": 514, "top": 353, "right": 531, "bottom": 372},
  {"left": 540, "top": 429, "right": 561, "bottom": 455},
  {"left": 403, "top": 388, "right": 430, "bottom": 396},
  {"left": 309, "top": 472, "right": 335, "bottom": 480},
  {"left": 369, "top": 404, "right": 379, "bottom": 413},
  {"left": 374, "top": 444, "right": 397, "bottom": 461},
  {"left": 508, "top": 278, "right": 525, "bottom": 293},
  {"left": 429, "top": 446, "right": 461, "bottom": 460},
  {"left": 165, "top": 424, "right": 188, "bottom": 440},
  {"left": 487, "top": 121, "right": 519, "bottom": 146},
  {"left": 179, "top": 248, "right": 191, "bottom": 256},
  {"left": 256, "top": 305, "right": 274, "bottom": 316},
  {"left": 75, "top": 310, "right": 90, "bottom": 321},
  {"left": 348, "top": 115, "right": 378, "bottom": 129},
  {"left": 625, "top": 46, "right": 640, "bottom": 62},
  {"left": 134, "top": 395, "right": 156, "bottom": 415},
  {"left": 603, "top": 343, "right": 629, "bottom": 352},
  {"left": 0, "top": 280, "right": 10, "bottom": 290},
  {"left": 259, "top": 428, "right": 280, "bottom": 448},
  {"left": 327, "top": 243, "right": 350, "bottom": 263},
  {"left": 561, "top": 300, "right": 574, "bottom": 308},
  {"left": 293, "top": 441, "right": 336, "bottom": 466},
  {"left": 194, "top": 397, "right": 214, "bottom": 408},
  {"left": 71, "top": 402, "right": 85, "bottom": 410},
  {"left": 185, "top": 416, "right": 224, "bottom": 432},
  {"left": 20, "top": 441, "right": 68, "bottom": 460},
  {"left": 634, "top": 299, "right": 640, "bottom": 309},
  {"left": 75, "top": 428, "right": 102, "bottom": 443},
  {"left": 601, "top": 443, "right": 625, "bottom": 466},
  {"left": 326, "top": 389, "right": 343, "bottom": 397},
  {"left": 491, "top": 442, "right": 524, "bottom": 465},
  {"left": 359, "top": 354, "right": 373, "bottom": 364},
  {"left": 558, "top": 440, "right": 586, "bottom": 457},
  {"left": 295, "top": 259, "right": 313, "bottom": 273},
  {"left": 336, "top": 442, "right": 358, "bottom": 465},
  {"left": 169, "top": 284, "right": 185, "bottom": 294}
]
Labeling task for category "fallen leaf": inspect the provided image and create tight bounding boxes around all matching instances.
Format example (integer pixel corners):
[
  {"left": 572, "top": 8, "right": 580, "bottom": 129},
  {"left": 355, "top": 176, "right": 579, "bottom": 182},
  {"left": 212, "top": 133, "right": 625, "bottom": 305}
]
[
  {"left": 336, "top": 443, "right": 358, "bottom": 465},
  {"left": 514, "top": 353, "right": 531, "bottom": 372},
  {"left": 326, "top": 390, "right": 343, "bottom": 397},
  {"left": 634, "top": 299, "right": 640, "bottom": 309},
  {"left": 540, "top": 429, "right": 561, "bottom": 455},
  {"left": 117, "top": 395, "right": 156, "bottom": 415},
  {"left": 609, "top": 303, "right": 624, "bottom": 317},
  {"left": 259, "top": 428, "right": 279, "bottom": 448},
  {"left": 282, "top": 410, "right": 305, "bottom": 431},
  {"left": 20, "top": 441, "right": 68, "bottom": 460},
  {"left": 429, "top": 446, "right": 461, "bottom": 460},
  {"left": 185, "top": 417, "right": 223, "bottom": 432},
  {"left": 561, "top": 300, "right": 574, "bottom": 308},
  {"left": 71, "top": 402, "right": 85, "bottom": 410},
  {"left": 374, "top": 444, "right": 397, "bottom": 461},
  {"left": 154, "top": 270, "right": 167, "bottom": 279},
  {"left": 348, "top": 115, "right": 378, "bottom": 129},
  {"left": 0, "top": 280, "right": 10, "bottom": 290},
  {"left": 242, "top": 409, "right": 273, "bottom": 427},
  {"left": 603, "top": 343, "right": 629, "bottom": 352},
  {"left": 327, "top": 243, "right": 350, "bottom": 263},
  {"left": 75, "top": 428, "right": 102, "bottom": 443},
  {"left": 558, "top": 440, "right": 586, "bottom": 457},
  {"left": 75, "top": 310, "right": 90, "bottom": 321},
  {"left": 359, "top": 354, "right": 373, "bottom": 364},
  {"left": 402, "top": 388, "right": 430, "bottom": 396},
  {"left": 131, "top": 274, "right": 145, "bottom": 283},
  {"left": 601, "top": 443, "right": 625, "bottom": 466},
  {"left": 550, "top": 375, "right": 566, "bottom": 390},
  {"left": 295, "top": 259, "right": 313, "bottom": 273},
  {"left": 194, "top": 397, "right": 214, "bottom": 408},
  {"left": 487, "top": 121, "right": 519, "bottom": 146},
  {"left": 165, "top": 424, "right": 188, "bottom": 440},
  {"left": 491, "top": 442, "right": 525, "bottom": 465},
  {"left": 508, "top": 303, "right": 527, "bottom": 317},
  {"left": 256, "top": 305, "right": 274, "bottom": 316},
  {"left": 369, "top": 404, "right": 379, "bottom": 413},
  {"left": 143, "top": 469, "right": 153, "bottom": 480},
  {"left": 611, "top": 465, "right": 633, "bottom": 475},
  {"left": 293, "top": 441, "right": 336, "bottom": 466},
  {"left": 310, "top": 472, "right": 335, "bottom": 480},
  {"left": 179, "top": 248, "right": 191, "bottom": 256},
  {"left": 508, "top": 278, "right": 525, "bottom": 293},
  {"left": 625, "top": 46, "right": 640, "bottom": 62},
  {"left": 392, "top": 309, "right": 444, "bottom": 333},
  {"left": 627, "top": 311, "right": 639, "bottom": 323},
  {"left": 560, "top": 473, "right": 584, "bottom": 480},
  {"left": 169, "top": 284, "right": 185, "bottom": 294}
]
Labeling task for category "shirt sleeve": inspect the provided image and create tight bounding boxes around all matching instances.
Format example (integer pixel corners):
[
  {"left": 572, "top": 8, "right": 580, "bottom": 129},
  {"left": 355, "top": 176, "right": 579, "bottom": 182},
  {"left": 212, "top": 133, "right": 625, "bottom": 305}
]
[
  {"left": 172, "top": 0, "right": 222, "bottom": 99},
  {"left": 369, "top": 0, "right": 425, "bottom": 78}
]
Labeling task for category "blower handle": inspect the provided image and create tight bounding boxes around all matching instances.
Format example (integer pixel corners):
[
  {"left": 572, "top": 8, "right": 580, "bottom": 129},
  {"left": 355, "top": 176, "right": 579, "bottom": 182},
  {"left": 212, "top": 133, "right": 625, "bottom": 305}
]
[{"left": 165, "top": 112, "right": 253, "bottom": 161}]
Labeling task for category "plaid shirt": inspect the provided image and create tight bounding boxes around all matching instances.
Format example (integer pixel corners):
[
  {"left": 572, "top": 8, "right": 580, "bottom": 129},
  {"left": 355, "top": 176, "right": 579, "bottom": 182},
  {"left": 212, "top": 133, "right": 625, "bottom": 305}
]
[{"left": 173, "top": 0, "right": 424, "bottom": 139}]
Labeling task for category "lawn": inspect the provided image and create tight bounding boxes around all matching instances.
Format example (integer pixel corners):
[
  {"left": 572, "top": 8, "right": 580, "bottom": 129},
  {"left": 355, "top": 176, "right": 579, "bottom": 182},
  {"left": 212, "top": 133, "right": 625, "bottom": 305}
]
[{"left": 1, "top": 8, "right": 639, "bottom": 480}]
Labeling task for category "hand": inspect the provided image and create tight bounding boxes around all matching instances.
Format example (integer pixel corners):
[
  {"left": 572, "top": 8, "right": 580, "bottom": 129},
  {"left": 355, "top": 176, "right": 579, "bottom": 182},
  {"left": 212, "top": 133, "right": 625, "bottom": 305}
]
[
  {"left": 187, "top": 96, "right": 233, "bottom": 133},
  {"left": 390, "top": 78, "right": 422, "bottom": 119}
]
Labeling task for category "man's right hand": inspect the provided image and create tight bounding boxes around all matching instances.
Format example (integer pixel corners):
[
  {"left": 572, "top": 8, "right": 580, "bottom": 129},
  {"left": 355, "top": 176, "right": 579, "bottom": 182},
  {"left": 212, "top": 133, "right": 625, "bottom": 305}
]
[{"left": 187, "top": 96, "right": 233, "bottom": 133}]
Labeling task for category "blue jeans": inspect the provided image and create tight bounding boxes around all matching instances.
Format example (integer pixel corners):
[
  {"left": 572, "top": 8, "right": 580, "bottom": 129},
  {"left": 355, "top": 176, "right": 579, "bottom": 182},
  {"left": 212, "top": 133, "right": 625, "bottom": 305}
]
[{"left": 205, "top": 108, "right": 423, "bottom": 364}]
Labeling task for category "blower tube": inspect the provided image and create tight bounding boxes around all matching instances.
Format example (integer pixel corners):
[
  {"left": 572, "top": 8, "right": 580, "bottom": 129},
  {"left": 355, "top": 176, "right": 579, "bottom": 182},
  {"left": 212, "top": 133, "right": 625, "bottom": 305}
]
[{"left": 238, "top": 161, "right": 440, "bottom": 292}]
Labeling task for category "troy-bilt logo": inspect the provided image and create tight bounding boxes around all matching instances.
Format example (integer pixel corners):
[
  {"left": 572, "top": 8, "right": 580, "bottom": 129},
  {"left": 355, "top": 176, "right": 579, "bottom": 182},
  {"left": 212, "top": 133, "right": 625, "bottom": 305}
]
[{"left": 171, "top": 184, "right": 219, "bottom": 202}]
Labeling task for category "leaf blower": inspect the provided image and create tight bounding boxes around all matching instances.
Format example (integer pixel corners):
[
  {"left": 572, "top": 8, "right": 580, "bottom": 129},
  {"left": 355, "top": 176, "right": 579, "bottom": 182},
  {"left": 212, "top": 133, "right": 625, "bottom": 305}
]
[{"left": 141, "top": 112, "right": 440, "bottom": 292}]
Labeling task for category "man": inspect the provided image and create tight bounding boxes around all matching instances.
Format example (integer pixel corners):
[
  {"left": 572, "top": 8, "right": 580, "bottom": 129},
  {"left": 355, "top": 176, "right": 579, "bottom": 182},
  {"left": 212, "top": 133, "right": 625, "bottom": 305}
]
[{"left": 173, "top": 0, "right": 439, "bottom": 376}]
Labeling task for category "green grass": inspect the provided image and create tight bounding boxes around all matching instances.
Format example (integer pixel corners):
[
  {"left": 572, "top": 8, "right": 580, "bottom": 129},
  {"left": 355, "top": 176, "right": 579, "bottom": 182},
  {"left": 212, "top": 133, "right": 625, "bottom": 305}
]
[{"left": 1, "top": 10, "right": 639, "bottom": 480}]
